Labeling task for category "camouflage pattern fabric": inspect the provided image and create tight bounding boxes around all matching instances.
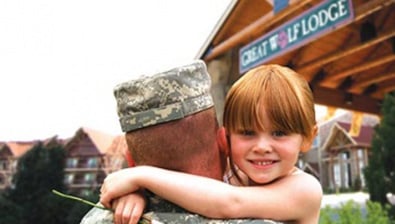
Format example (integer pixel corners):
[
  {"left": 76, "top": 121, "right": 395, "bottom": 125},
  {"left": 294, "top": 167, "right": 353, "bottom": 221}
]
[
  {"left": 80, "top": 205, "right": 113, "bottom": 224},
  {"left": 114, "top": 60, "right": 214, "bottom": 133},
  {"left": 80, "top": 192, "right": 284, "bottom": 224},
  {"left": 140, "top": 212, "right": 283, "bottom": 224},
  {"left": 145, "top": 191, "right": 186, "bottom": 213},
  {"left": 80, "top": 208, "right": 283, "bottom": 224}
]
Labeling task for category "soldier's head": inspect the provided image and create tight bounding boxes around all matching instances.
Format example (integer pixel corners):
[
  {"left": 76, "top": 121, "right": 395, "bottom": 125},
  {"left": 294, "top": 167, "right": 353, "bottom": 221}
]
[{"left": 114, "top": 60, "right": 226, "bottom": 180}]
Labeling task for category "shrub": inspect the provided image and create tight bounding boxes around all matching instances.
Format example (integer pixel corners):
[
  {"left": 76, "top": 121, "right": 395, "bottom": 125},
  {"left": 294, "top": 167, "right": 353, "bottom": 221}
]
[{"left": 319, "top": 200, "right": 393, "bottom": 224}]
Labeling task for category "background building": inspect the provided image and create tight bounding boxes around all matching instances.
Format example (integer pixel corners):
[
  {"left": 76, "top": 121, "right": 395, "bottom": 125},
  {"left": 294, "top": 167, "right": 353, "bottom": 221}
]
[{"left": 0, "top": 127, "right": 127, "bottom": 196}]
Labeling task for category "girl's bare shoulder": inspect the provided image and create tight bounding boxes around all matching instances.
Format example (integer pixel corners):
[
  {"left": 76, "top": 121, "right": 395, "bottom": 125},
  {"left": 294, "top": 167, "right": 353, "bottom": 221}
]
[{"left": 290, "top": 169, "right": 322, "bottom": 193}]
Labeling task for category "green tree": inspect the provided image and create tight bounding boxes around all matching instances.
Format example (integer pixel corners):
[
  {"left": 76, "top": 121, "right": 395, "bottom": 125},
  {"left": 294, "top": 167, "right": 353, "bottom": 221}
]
[
  {"left": 6, "top": 141, "right": 70, "bottom": 224},
  {"left": 65, "top": 191, "right": 100, "bottom": 224},
  {"left": 319, "top": 200, "right": 393, "bottom": 223},
  {"left": 4, "top": 141, "right": 100, "bottom": 223},
  {"left": 364, "top": 92, "right": 395, "bottom": 207},
  {"left": 9, "top": 142, "right": 65, "bottom": 202},
  {"left": 0, "top": 194, "right": 22, "bottom": 223}
]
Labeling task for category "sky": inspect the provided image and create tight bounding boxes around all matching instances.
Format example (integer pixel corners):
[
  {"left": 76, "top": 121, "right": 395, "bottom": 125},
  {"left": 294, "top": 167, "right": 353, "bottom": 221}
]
[{"left": 0, "top": 0, "right": 237, "bottom": 141}]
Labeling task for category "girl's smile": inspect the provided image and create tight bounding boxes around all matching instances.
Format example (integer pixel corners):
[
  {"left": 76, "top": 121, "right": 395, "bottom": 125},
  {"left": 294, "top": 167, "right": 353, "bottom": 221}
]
[{"left": 250, "top": 159, "right": 277, "bottom": 168}]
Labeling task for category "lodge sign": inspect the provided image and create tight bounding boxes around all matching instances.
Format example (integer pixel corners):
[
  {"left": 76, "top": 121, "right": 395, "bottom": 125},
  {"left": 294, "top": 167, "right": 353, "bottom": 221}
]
[{"left": 239, "top": 0, "right": 354, "bottom": 73}]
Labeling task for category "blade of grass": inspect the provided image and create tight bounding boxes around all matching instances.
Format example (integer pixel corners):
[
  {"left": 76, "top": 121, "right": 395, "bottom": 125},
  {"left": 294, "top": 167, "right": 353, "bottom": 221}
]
[{"left": 52, "top": 189, "right": 111, "bottom": 211}]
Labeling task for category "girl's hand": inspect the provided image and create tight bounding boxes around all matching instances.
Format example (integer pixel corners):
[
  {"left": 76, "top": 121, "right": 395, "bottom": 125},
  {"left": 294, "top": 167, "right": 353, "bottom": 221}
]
[
  {"left": 100, "top": 168, "right": 141, "bottom": 208},
  {"left": 112, "top": 192, "right": 146, "bottom": 224}
]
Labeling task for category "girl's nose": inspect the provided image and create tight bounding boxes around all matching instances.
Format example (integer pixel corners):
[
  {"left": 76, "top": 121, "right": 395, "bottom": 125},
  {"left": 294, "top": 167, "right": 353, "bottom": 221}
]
[{"left": 252, "top": 137, "right": 272, "bottom": 153}]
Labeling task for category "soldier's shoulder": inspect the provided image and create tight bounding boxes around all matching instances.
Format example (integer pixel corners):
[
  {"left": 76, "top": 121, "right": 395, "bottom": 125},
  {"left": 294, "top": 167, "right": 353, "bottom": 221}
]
[
  {"left": 80, "top": 207, "right": 113, "bottom": 224},
  {"left": 141, "top": 212, "right": 285, "bottom": 224}
]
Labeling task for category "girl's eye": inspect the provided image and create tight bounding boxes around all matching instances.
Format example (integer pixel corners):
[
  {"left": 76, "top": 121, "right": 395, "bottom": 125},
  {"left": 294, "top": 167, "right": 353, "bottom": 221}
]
[
  {"left": 272, "top": 130, "right": 287, "bottom": 137},
  {"left": 239, "top": 130, "right": 255, "bottom": 136}
]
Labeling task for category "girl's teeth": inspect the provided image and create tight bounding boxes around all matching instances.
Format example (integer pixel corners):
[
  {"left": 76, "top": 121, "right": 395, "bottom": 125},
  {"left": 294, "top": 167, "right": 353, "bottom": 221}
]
[{"left": 256, "top": 161, "right": 272, "bottom": 165}]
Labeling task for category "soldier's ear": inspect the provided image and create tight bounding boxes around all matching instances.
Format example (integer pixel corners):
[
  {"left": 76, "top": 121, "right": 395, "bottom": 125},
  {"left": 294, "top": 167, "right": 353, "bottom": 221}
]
[
  {"left": 217, "top": 127, "right": 229, "bottom": 156},
  {"left": 125, "top": 150, "right": 136, "bottom": 167}
]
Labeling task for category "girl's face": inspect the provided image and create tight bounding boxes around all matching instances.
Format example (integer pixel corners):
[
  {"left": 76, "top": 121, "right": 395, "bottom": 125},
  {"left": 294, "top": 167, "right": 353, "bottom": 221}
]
[{"left": 229, "top": 109, "right": 304, "bottom": 185}]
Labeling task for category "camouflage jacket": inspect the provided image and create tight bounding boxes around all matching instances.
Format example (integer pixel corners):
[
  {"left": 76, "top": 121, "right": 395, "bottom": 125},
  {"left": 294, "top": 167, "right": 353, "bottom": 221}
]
[{"left": 80, "top": 192, "right": 284, "bottom": 224}]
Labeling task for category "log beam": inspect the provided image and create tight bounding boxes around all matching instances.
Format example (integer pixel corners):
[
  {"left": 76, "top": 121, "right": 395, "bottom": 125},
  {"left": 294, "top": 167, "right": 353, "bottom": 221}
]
[
  {"left": 311, "top": 85, "right": 381, "bottom": 115},
  {"left": 321, "top": 54, "right": 395, "bottom": 86},
  {"left": 296, "top": 29, "right": 395, "bottom": 76},
  {"left": 349, "top": 70, "right": 395, "bottom": 93}
]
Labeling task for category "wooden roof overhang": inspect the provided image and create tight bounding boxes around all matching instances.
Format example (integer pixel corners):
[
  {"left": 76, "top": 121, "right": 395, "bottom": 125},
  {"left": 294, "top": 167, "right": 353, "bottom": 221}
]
[
  {"left": 198, "top": 0, "right": 395, "bottom": 115},
  {"left": 329, "top": 143, "right": 371, "bottom": 153}
]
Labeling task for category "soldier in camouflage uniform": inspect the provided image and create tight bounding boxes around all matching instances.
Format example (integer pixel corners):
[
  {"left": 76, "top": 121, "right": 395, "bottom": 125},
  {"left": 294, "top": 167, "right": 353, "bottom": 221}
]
[{"left": 80, "top": 60, "right": 282, "bottom": 224}]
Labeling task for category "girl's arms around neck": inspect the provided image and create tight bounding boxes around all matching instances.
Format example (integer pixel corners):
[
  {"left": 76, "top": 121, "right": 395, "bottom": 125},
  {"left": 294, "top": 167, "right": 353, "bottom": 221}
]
[{"left": 100, "top": 165, "right": 322, "bottom": 223}]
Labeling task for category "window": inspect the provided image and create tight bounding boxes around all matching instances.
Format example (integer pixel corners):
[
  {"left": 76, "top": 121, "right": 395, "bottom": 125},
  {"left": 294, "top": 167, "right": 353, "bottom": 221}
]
[
  {"left": 341, "top": 152, "right": 350, "bottom": 188},
  {"left": 66, "top": 158, "right": 78, "bottom": 168},
  {"left": 357, "top": 149, "right": 366, "bottom": 187},
  {"left": 64, "top": 174, "right": 75, "bottom": 184},
  {"left": 81, "top": 189, "right": 92, "bottom": 197},
  {"left": 334, "top": 162, "right": 341, "bottom": 188},
  {"left": 0, "top": 173, "right": 5, "bottom": 185},
  {"left": 0, "top": 160, "right": 8, "bottom": 170},
  {"left": 87, "top": 158, "right": 98, "bottom": 168},
  {"left": 333, "top": 152, "right": 351, "bottom": 188},
  {"left": 312, "top": 136, "right": 320, "bottom": 149},
  {"left": 84, "top": 173, "right": 96, "bottom": 184}
]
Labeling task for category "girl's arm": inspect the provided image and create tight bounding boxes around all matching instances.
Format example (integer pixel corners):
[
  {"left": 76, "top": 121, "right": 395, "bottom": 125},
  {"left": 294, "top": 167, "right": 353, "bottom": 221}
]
[{"left": 100, "top": 165, "right": 322, "bottom": 221}]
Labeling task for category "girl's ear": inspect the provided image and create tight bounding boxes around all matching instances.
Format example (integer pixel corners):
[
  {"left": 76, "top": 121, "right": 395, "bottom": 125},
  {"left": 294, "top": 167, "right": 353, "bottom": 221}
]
[
  {"left": 301, "top": 141, "right": 311, "bottom": 153},
  {"left": 301, "top": 125, "right": 318, "bottom": 152},
  {"left": 217, "top": 127, "right": 229, "bottom": 156}
]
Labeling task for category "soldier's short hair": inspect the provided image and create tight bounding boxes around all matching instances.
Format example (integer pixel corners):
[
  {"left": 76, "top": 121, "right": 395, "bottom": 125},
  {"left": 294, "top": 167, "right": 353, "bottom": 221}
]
[{"left": 114, "top": 60, "right": 214, "bottom": 132}]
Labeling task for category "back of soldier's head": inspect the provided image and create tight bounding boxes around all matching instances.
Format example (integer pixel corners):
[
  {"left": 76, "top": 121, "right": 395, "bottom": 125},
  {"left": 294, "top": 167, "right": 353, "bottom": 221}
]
[{"left": 114, "top": 60, "right": 225, "bottom": 180}]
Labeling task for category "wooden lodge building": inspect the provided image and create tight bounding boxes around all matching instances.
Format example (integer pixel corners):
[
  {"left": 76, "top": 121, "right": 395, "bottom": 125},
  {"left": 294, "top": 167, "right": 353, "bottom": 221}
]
[
  {"left": 302, "top": 111, "right": 379, "bottom": 191},
  {"left": 197, "top": 0, "right": 395, "bottom": 119},
  {"left": 196, "top": 0, "right": 392, "bottom": 190}
]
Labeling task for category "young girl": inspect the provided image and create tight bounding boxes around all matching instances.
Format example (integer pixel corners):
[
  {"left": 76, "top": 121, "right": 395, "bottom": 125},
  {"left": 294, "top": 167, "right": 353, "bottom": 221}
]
[{"left": 100, "top": 64, "right": 322, "bottom": 224}]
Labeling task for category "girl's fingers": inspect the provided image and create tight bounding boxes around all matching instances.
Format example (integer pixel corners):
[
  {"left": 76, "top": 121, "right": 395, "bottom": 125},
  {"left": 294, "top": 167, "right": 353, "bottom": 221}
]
[
  {"left": 113, "top": 200, "right": 123, "bottom": 224},
  {"left": 129, "top": 202, "right": 144, "bottom": 224},
  {"left": 121, "top": 202, "right": 134, "bottom": 224}
]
